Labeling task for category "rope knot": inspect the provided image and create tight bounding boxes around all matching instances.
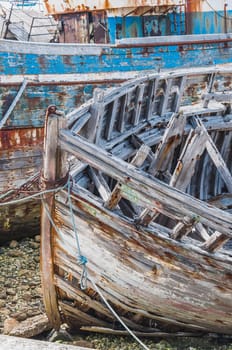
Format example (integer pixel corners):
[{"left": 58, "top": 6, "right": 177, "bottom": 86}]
[{"left": 78, "top": 255, "right": 88, "bottom": 265}]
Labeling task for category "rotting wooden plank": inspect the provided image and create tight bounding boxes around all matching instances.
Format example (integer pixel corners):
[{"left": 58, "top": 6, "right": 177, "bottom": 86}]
[
  {"left": 195, "top": 223, "right": 210, "bottom": 242},
  {"left": 59, "top": 129, "right": 232, "bottom": 237},
  {"left": 59, "top": 301, "right": 112, "bottom": 328},
  {"left": 169, "top": 128, "right": 207, "bottom": 191},
  {"left": 105, "top": 98, "right": 119, "bottom": 141},
  {"left": 132, "top": 83, "right": 145, "bottom": 125},
  {"left": 194, "top": 116, "right": 232, "bottom": 193},
  {"left": 0, "top": 335, "right": 94, "bottom": 350},
  {"left": 105, "top": 144, "right": 150, "bottom": 210},
  {"left": 54, "top": 274, "right": 114, "bottom": 321},
  {"left": 202, "top": 92, "right": 232, "bottom": 103},
  {"left": 139, "top": 112, "right": 186, "bottom": 226},
  {"left": 80, "top": 326, "right": 203, "bottom": 337},
  {"left": 88, "top": 168, "right": 111, "bottom": 201},
  {"left": 160, "top": 78, "right": 172, "bottom": 116},
  {"left": 146, "top": 77, "right": 160, "bottom": 120},
  {"left": 87, "top": 89, "right": 105, "bottom": 143},
  {"left": 203, "top": 72, "right": 216, "bottom": 108},
  {"left": 201, "top": 231, "right": 230, "bottom": 253},
  {"left": 118, "top": 90, "right": 132, "bottom": 133},
  {"left": 173, "top": 75, "right": 187, "bottom": 112},
  {"left": 171, "top": 216, "right": 198, "bottom": 240},
  {"left": 71, "top": 112, "right": 92, "bottom": 134},
  {"left": 40, "top": 106, "right": 68, "bottom": 330},
  {"left": 148, "top": 112, "right": 186, "bottom": 176}
]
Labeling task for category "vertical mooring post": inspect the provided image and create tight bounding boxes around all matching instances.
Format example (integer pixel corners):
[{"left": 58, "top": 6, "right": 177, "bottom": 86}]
[{"left": 40, "top": 105, "right": 67, "bottom": 330}]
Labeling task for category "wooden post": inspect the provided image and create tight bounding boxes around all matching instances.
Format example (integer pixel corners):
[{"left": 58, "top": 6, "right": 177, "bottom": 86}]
[{"left": 40, "top": 105, "right": 67, "bottom": 330}]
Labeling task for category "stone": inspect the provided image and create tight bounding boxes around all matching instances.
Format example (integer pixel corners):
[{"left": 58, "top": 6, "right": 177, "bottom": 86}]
[
  {"left": 3, "top": 317, "right": 19, "bottom": 334},
  {"left": 6, "top": 289, "right": 16, "bottom": 296},
  {"left": 30, "top": 242, "right": 40, "bottom": 249},
  {"left": 34, "top": 235, "right": 41, "bottom": 243},
  {"left": 8, "top": 314, "right": 52, "bottom": 338},
  {"left": 9, "top": 240, "right": 19, "bottom": 249},
  {"left": 0, "top": 300, "right": 6, "bottom": 308}
]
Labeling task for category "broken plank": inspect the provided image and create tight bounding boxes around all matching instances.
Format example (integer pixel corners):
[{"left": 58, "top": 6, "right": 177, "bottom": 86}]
[
  {"left": 105, "top": 144, "right": 150, "bottom": 210},
  {"left": 201, "top": 231, "right": 230, "bottom": 253}
]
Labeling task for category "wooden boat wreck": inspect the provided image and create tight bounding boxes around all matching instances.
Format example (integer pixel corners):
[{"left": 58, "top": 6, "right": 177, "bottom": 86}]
[
  {"left": 1, "top": 0, "right": 232, "bottom": 241},
  {"left": 40, "top": 66, "right": 232, "bottom": 336}
]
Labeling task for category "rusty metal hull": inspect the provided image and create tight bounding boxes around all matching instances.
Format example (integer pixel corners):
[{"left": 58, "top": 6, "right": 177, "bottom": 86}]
[
  {"left": 1, "top": 34, "right": 232, "bottom": 126},
  {"left": 0, "top": 127, "right": 43, "bottom": 242},
  {"left": 40, "top": 66, "right": 232, "bottom": 335}
]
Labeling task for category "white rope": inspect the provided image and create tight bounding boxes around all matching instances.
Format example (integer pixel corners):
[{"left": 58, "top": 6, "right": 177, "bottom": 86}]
[{"left": 89, "top": 276, "right": 151, "bottom": 350}]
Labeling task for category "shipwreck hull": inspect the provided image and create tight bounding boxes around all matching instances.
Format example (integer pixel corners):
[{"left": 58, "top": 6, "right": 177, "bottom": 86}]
[
  {"left": 41, "top": 66, "right": 232, "bottom": 335},
  {"left": 1, "top": 33, "right": 232, "bottom": 124},
  {"left": 0, "top": 127, "right": 43, "bottom": 242}
]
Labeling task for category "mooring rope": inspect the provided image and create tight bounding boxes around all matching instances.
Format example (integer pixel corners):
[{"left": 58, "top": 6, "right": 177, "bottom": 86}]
[
  {"left": 5, "top": 171, "right": 150, "bottom": 349},
  {"left": 67, "top": 176, "right": 88, "bottom": 290},
  {"left": 89, "top": 276, "right": 151, "bottom": 350},
  {"left": 65, "top": 178, "right": 150, "bottom": 350}
]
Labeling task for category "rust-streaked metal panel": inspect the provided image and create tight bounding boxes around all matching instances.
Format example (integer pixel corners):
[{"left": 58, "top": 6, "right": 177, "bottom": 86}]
[{"left": 44, "top": 0, "right": 185, "bottom": 14}]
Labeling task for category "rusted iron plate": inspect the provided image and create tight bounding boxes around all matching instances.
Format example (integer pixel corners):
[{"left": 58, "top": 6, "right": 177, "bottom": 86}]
[{"left": 44, "top": 0, "right": 185, "bottom": 14}]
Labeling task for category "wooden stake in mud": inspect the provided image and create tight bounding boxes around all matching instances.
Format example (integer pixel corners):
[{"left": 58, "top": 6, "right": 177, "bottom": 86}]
[{"left": 40, "top": 105, "right": 67, "bottom": 330}]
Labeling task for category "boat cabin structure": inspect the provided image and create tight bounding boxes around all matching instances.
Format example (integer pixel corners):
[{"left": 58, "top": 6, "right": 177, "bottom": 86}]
[{"left": 44, "top": 0, "right": 232, "bottom": 43}]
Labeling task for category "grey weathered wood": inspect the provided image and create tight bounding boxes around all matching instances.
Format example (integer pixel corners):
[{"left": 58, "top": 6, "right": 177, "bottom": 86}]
[
  {"left": 149, "top": 112, "right": 186, "bottom": 176},
  {"left": 132, "top": 83, "right": 145, "bottom": 125},
  {"left": 194, "top": 116, "right": 232, "bottom": 192},
  {"left": 171, "top": 216, "right": 198, "bottom": 240},
  {"left": 105, "top": 144, "right": 150, "bottom": 210},
  {"left": 146, "top": 77, "right": 160, "bottom": 119},
  {"left": 87, "top": 89, "right": 105, "bottom": 143},
  {"left": 203, "top": 72, "right": 216, "bottom": 108},
  {"left": 203, "top": 92, "right": 232, "bottom": 103},
  {"left": 59, "top": 129, "right": 232, "bottom": 237},
  {"left": 201, "top": 231, "right": 230, "bottom": 252},
  {"left": 173, "top": 75, "right": 187, "bottom": 112},
  {"left": 139, "top": 112, "right": 187, "bottom": 226},
  {"left": 72, "top": 112, "right": 92, "bottom": 134},
  {"left": 0, "top": 335, "right": 93, "bottom": 350},
  {"left": 118, "top": 90, "right": 132, "bottom": 132},
  {"left": 41, "top": 106, "right": 68, "bottom": 330},
  {"left": 105, "top": 98, "right": 119, "bottom": 140},
  {"left": 39, "top": 66, "right": 232, "bottom": 336},
  {"left": 88, "top": 168, "right": 111, "bottom": 201},
  {"left": 169, "top": 128, "right": 207, "bottom": 191},
  {"left": 160, "top": 78, "right": 172, "bottom": 116}
]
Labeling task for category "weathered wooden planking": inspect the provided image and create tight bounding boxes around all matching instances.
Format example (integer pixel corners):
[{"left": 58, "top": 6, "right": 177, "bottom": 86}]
[{"left": 59, "top": 129, "right": 232, "bottom": 237}]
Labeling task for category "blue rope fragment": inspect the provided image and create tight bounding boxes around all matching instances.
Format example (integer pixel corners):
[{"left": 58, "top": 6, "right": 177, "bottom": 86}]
[{"left": 67, "top": 175, "right": 88, "bottom": 290}]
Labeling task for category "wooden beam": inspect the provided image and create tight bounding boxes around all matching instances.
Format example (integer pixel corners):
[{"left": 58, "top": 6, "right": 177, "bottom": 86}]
[
  {"left": 105, "top": 144, "right": 150, "bottom": 210},
  {"left": 201, "top": 231, "right": 230, "bottom": 253},
  {"left": 148, "top": 112, "right": 186, "bottom": 176},
  {"left": 194, "top": 116, "right": 232, "bottom": 193},
  {"left": 59, "top": 129, "right": 232, "bottom": 237},
  {"left": 171, "top": 216, "right": 198, "bottom": 240},
  {"left": 40, "top": 106, "right": 68, "bottom": 330}
]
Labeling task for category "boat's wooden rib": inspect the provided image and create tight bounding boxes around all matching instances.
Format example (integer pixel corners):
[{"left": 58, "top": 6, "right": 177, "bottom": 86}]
[{"left": 40, "top": 67, "right": 232, "bottom": 336}]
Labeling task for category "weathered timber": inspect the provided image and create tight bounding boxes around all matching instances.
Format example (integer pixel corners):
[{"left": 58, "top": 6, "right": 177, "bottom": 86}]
[
  {"left": 40, "top": 106, "right": 68, "bottom": 330},
  {"left": 40, "top": 68, "right": 232, "bottom": 335}
]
